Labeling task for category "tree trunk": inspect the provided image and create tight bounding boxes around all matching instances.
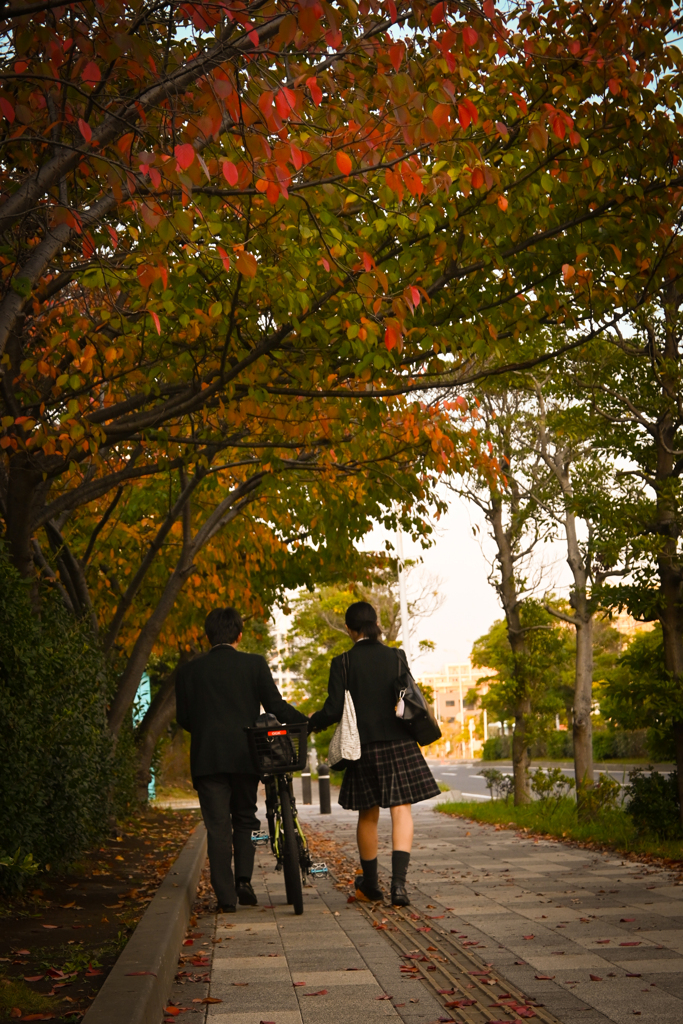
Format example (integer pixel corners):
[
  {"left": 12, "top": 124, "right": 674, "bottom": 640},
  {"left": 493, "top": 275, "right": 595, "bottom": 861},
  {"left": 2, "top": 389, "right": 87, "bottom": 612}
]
[
  {"left": 108, "top": 558, "right": 192, "bottom": 736},
  {"left": 652, "top": 295, "right": 683, "bottom": 827},
  {"left": 489, "top": 491, "right": 531, "bottom": 804},
  {"left": 573, "top": 614, "right": 594, "bottom": 801},
  {"left": 673, "top": 721, "right": 683, "bottom": 827},
  {"left": 107, "top": 477, "right": 262, "bottom": 737},
  {"left": 512, "top": 694, "right": 531, "bottom": 804},
  {"left": 6, "top": 453, "right": 41, "bottom": 578},
  {"left": 135, "top": 666, "right": 183, "bottom": 804}
]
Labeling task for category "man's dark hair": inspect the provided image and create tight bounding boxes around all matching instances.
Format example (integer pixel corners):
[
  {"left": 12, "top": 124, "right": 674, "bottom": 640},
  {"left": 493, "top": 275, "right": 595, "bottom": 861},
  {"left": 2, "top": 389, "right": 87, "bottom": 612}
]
[
  {"left": 345, "top": 601, "right": 382, "bottom": 641},
  {"left": 205, "top": 607, "right": 244, "bottom": 646}
]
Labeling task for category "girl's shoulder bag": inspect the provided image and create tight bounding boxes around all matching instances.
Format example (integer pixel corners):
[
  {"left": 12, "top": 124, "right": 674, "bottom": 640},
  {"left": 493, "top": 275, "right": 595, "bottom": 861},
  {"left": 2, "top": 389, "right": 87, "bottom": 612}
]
[
  {"left": 394, "top": 650, "right": 442, "bottom": 746},
  {"left": 327, "top": 652, "right": 362, "bottom": 771}
]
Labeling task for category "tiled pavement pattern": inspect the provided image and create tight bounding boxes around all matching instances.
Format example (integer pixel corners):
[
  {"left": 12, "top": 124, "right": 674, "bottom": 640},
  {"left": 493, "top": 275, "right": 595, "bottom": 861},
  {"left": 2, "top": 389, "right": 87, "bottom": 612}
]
[{"left": 166, "top": 792, "right": 683, "bottom": 1024}]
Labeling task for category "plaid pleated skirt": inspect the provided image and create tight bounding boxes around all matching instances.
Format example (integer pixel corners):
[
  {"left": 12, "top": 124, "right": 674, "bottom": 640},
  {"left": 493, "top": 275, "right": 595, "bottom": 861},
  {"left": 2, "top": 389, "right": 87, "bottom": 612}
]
[{"left": 338, "top": 738, "right": 440, "bottom": 810}]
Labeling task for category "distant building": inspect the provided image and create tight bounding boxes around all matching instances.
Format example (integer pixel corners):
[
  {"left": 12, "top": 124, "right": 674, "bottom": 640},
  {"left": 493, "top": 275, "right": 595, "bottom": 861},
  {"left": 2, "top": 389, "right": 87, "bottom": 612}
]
[
  {"left": 609, "top": 612, "right": 655, "bottom": 637},
  {"left": 418, "top": 657, "right": 496, "bottom": 756},
  {"left": 270, "top": 628, "right": 295, "bottom": 700}
]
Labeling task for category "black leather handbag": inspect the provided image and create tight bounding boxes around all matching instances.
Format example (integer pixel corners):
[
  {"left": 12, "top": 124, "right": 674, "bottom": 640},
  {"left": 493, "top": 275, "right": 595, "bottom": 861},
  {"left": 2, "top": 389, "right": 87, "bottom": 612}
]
[{"left": 395, "top": 651, "right": 442, "bottom": 746}]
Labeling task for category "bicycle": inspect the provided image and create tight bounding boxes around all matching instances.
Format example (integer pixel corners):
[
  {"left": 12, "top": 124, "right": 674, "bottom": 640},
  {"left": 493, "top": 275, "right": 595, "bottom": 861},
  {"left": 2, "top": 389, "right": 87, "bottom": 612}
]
[{"left": 246, "top": 719, "right": 327, "bottom": 915}]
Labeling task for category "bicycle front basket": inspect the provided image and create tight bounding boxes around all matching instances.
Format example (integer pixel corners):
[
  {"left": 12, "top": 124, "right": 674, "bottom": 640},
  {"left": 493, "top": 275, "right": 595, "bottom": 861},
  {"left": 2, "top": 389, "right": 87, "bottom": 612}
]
[{"left": 246, "top": 722, "right": 309, "bottom": 776}]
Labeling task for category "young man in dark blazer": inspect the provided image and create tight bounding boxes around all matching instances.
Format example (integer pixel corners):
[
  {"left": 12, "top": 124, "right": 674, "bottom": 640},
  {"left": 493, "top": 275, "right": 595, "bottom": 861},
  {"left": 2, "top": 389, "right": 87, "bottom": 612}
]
[{"left": 176, "top": 607, "right": 308, "bottom": 912}]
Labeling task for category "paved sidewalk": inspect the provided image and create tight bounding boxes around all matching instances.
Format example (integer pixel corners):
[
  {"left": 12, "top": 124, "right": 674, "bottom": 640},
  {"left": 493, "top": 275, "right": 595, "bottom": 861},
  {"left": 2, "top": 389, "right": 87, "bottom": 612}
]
[{"left": 166, "top": 791, "right": 683, "bottom": 1024}]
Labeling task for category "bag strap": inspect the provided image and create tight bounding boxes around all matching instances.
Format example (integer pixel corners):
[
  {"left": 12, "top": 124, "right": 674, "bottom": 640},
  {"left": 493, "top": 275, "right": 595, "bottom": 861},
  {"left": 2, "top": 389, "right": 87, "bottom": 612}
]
[{"left": 341, "top": 651, "right": 350, "bottom": 691}]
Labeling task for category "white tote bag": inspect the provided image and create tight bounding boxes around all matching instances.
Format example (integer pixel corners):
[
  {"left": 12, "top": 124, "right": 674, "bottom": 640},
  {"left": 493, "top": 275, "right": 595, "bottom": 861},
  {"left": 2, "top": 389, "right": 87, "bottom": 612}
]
[{"left": 328, "top": 652, "right": 361, "bottom": 770}]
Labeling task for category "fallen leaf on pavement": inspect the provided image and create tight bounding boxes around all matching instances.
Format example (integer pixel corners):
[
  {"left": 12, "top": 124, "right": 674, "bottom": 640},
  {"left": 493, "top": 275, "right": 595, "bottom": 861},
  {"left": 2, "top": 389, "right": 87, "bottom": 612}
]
[
  {"left": 523, "top": 935, "right": 535, "bottom": 940},
  {"left": 376, "top": 995, "right": 392, "bottom": 1000},
  {"left": 620, "top": 918, "right": 635, "bottom": 923},
  {"left": 24, "top": 976, "right": 44, "bottom": 983},
  {"left": 620, "top": 942, "right": 641, "bottom": 946},
  {"left": 535, "top": 975, "right": 554, "bottom": 980},
  {"left": 590, "top": 975, "right": 602, "bottom": 982},
  {"left": 125, "top": 971, "right": 157, "bottom": 977},
  {"left": 303, "top": 990, "right": 328, "bottom": 996}
]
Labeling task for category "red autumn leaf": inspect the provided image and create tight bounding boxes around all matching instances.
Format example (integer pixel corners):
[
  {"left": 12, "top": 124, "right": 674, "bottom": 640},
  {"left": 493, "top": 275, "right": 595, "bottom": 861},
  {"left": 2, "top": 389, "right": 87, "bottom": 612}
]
[
  {"left": 0, "top": 97, "right": 15, "bottom": 122},
  {"left": 82, "top": 60, "right": 101, "bottom": 86},
  {"left": 522, "top": 935, "right": 535, "bottom": 940},
  {"left": 562, "top": 263, "right": 576, "bottom": 282},
  {"left": 306, "top": 77, "right": 323, "bottom": 106},
  {"left": 535, "top": 974, "right": 554, "bottom": 980},
  {"left": 217, "top": 246, "right": 231, "bottom": 272},
  {"left": 78, "top": 119, "right": 92, "bottom": 143},
  {"left": 462, "top": 26, "right": 478, "bottom": 47},
  {"left": 234, "top": 250, "right": 258, "bottom": 277},
  {"left": 174, "top": 144, "right": 195, "bottom": 170},
  {"left": 389, "top": 42, "right": 404, "bottom": 70},
  {"left": 620, "top": 941, "right": 640, "bottom": 946},
  {"left": 384, "top": 327, "right": 398, "bottom": 351},
  {"left": 182, "top": 939, "right": 194, "bottom": 946},
  {"left": 335, "top": 151, "right": 352, "bottom": 175},
  {"left": 471, "top": 168, "right": 484, "bottom": 189},
  {"left": 302, "top": 989, "right": 328, "bottom": 996},
  {"left": 149, "top": 311, "right": 161, "bottom": 335},
  {"left": 24, "top": 975, "right": 45, "bottom": 982},
  {"left": 431, "top": 103, "right": 451, "bottom": 127},
  {"left": 164, "top": 1008, "right": 183, "bottom": 1016},
  {"left": 528, "top": 123, "right": 548, "bottom": 151},
  {"left": 222, "top": 161, "right": 238, "bottom": 186},
  {"left": 457, "top": 103, "right": 472, "bottom": 130},
  {"left": 497, "top": 194, "right": 508, "bottom": 211},
  {"left": 590, "top": 975, "right": 602, "bottom": 981}
]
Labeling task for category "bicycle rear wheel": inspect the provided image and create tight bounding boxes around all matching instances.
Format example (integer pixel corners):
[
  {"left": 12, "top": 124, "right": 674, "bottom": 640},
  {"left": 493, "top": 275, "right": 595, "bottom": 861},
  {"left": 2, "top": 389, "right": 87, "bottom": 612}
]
[{"left": 279, "top": 778, "right": 304, "bottom": 915}]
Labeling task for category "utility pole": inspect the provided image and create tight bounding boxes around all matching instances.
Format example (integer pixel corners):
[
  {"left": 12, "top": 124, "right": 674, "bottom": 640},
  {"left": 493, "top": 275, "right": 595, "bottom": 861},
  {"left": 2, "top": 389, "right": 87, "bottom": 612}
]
[{"left": 396, "top": 526, "right": 412, "bottom": 666}]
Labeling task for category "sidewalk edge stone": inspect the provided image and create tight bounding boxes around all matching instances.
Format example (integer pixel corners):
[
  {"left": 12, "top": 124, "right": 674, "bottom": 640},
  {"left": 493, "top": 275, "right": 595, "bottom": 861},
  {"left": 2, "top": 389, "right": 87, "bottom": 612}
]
[{"left": 84, "top": 822, "right": 207, "bottom": 1024}]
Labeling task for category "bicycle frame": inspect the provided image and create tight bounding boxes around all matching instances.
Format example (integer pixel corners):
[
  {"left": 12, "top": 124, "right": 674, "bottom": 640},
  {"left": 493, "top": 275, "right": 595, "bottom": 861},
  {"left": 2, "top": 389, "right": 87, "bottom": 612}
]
[{"left": 264, "top": 774, "right": 311, "bottom": 873}]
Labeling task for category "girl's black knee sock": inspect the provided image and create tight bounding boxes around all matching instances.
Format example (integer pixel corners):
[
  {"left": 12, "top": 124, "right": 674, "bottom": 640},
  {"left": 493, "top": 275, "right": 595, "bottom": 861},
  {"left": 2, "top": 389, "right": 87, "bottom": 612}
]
[
  {"left": 391, "top": 850, "right": 410, "bottom": 887},
  {"left": 360, "top": 857, "right": 378, "bottom": 888}
]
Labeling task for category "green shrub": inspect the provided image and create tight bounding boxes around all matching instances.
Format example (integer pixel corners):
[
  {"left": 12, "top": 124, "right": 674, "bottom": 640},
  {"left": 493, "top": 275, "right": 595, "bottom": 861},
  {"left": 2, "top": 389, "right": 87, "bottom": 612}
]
[
  {"left": 546, "top": 730, "right": 573, "bottom": 759},
  {"left": 625, "top": 768, "right": 681, "bottom": 839},
  {"left": 482, "top": 736, "right": 510, "bottom": 760},
  {"left": 0, "top": 552, "right": 117, "bottom": 889}
]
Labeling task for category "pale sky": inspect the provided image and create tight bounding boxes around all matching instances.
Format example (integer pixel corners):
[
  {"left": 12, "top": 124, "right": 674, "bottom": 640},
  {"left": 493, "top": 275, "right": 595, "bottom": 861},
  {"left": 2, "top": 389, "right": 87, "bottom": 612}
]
[{"left": 276, "top": 487, "right": 574, "bottom": 675}]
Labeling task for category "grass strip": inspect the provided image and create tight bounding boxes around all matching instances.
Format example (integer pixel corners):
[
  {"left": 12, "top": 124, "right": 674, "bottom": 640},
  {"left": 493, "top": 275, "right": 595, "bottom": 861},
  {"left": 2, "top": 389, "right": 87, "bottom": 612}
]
[{"left": 436, "top": 797, "right": 683, "bottom": 867}]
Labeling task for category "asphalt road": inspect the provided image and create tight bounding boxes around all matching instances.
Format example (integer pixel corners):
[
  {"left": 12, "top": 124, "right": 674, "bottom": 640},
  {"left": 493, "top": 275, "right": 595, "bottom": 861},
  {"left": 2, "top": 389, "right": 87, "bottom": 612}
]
[{"left": 424, "top": 759, "right": 669, "bottom": 801}]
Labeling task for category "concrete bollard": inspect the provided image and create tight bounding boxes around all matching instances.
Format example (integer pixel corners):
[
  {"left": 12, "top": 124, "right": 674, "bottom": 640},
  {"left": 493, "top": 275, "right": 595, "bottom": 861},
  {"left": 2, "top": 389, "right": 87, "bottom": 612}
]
[
  {"left": 318, "top": 763, "right": 331, "bottom": 814},
  {"left": 301, "top": 760, "right": 312, "bottom": 804}
]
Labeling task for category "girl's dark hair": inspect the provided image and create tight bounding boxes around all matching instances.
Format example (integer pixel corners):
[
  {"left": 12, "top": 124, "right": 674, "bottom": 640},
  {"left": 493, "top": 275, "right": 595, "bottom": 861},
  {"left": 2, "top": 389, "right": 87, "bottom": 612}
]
[{"left": 345, "top": 601, "right": 382, "bottom": 641}]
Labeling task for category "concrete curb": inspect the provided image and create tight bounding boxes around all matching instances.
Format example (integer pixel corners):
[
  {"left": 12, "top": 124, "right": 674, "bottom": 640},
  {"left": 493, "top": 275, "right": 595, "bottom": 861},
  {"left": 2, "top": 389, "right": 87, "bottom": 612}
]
[{"left": 84, "top": 822, "right": 207, "bottom": 1024}]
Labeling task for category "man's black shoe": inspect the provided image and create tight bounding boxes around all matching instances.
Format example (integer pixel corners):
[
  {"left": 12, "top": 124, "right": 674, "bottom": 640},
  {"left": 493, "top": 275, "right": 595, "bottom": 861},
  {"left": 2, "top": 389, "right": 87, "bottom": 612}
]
[
  {"left": 217, "top": 904, "right": 236, "bottom": 914},
  {"left": 391, "top": 885, "right": 410, "bottom": 907},
  {"left": 354, "top": 875, "right": 383, "bottom": 902},
  {"left": 236, "top": 881, "right": 258, "bottom": 906}
]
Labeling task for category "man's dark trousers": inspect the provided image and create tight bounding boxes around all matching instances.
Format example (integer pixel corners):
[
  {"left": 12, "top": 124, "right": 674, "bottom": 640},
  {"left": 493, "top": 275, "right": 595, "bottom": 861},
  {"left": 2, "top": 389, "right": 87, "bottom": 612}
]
[{"left": 194, "top": 772, "right": 260, "bottom": 908}]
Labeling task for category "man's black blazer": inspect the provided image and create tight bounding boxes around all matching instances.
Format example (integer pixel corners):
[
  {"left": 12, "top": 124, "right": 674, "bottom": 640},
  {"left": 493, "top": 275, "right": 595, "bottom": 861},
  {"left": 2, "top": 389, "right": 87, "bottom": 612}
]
[
  {"left": 175, "top": 645, "right": 307, "bottom": 782},
  {"left": 309, "top": 639, "right": 409, "bottom": 745}
]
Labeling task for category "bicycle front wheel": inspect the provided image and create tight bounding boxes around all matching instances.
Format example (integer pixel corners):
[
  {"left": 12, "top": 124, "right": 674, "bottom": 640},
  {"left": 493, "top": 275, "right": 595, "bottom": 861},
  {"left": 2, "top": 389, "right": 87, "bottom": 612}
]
[{"left": 279, "top": 779, "right": 304, "bottom": 915}]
